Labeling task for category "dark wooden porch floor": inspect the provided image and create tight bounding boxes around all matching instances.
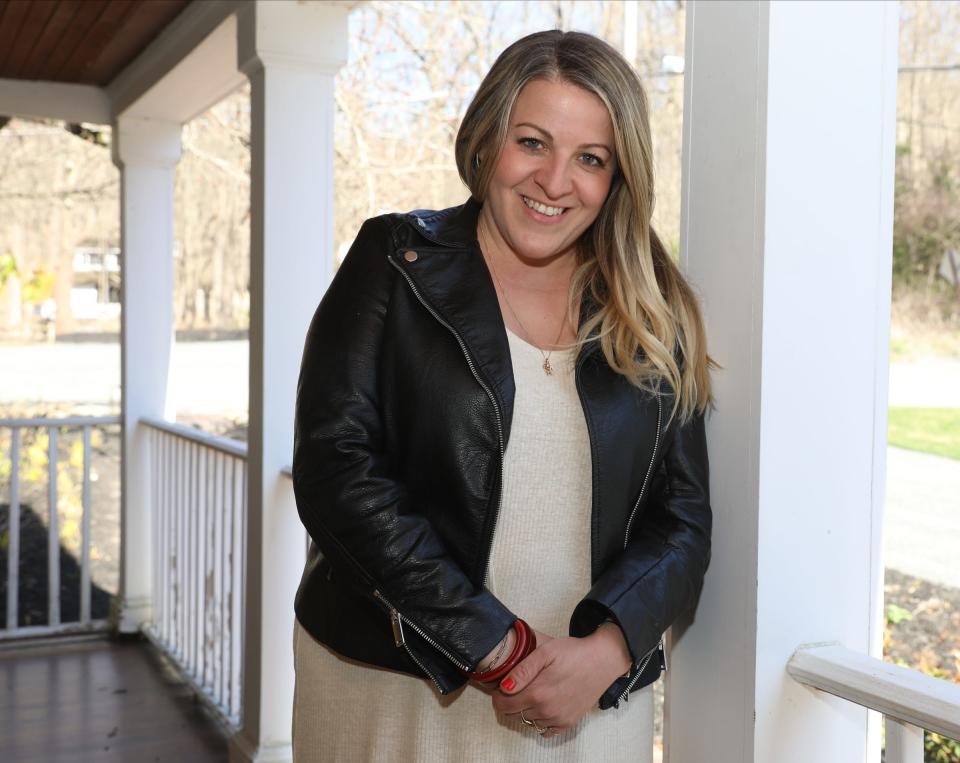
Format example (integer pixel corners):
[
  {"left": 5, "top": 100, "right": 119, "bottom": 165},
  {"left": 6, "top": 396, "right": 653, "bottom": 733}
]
[{"left": 0, "top": 635, "right": 229, "bottom": 762}]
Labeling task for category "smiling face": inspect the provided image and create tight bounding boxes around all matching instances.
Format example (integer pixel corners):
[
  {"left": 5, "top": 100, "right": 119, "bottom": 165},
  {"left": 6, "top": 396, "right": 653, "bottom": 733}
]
[{"left": 479, "top": 77, "right": 617, "bottom": 268}]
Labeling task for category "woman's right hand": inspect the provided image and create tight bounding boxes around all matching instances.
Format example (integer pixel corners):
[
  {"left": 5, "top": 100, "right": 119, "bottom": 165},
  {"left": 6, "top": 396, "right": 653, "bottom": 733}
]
[{"left": 473, "top": 628, "right": 552, "bottom": 694}]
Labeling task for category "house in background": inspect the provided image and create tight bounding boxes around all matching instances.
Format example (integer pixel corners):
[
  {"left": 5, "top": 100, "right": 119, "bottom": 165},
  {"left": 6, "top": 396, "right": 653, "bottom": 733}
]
[
  {"left": 71, "top": 243, "right": 121, "bottom": 322},
  {"left": 0, "top": 1, "right": 957, "bottom": 762}
]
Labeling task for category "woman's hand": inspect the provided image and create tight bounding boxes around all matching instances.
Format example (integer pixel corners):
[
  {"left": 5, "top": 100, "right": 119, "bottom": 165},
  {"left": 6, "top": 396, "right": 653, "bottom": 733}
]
[
  {"left": 472, "top": 628, "right": 552, "bottom": 695},
  {"left": 490, "top": 624, "right": 632, "bottom": 734}
]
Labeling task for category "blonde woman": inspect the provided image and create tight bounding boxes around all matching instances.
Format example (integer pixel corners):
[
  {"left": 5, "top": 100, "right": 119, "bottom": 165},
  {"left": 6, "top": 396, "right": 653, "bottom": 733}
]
[{"left": 291, "top": 29, "right": 712, "bottom": 762}]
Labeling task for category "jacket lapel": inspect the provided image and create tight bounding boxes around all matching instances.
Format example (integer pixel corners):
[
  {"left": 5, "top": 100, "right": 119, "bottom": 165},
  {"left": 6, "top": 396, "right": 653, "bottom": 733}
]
[{"left": 390, "top": 200, "right": 517, "bottom": 439}]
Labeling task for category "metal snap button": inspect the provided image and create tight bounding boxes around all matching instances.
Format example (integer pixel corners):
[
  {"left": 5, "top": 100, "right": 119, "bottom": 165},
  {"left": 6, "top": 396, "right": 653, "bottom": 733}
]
[{"left": 403, "top": 250, "right": 418, "bottom": 262}]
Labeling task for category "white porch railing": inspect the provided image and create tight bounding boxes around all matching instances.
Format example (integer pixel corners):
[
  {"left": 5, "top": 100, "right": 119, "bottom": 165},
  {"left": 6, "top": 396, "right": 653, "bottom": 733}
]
[
  {"left": 788, "top": 643, "right": 960, "bottom": 763},
  {"left": 1, "top": 414, "right": 120, "bottom": 640},
  {"left": 141, "top": 417, "right": 247, "bottom": 729}
]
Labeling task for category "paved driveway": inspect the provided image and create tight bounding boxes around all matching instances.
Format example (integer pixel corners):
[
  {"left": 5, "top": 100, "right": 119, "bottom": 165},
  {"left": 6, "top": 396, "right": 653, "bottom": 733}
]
[
  {"left": 0, "top": 340, "right": 248, "bottom": 417},
  {"left": 884, "top": 446, "right": 960, "bottom": 589}
]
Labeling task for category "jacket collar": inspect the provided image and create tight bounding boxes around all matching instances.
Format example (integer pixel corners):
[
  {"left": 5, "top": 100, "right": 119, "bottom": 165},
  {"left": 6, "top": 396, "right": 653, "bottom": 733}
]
[{"left": 404, "top": 196, "right": 483, "bottom": 249}]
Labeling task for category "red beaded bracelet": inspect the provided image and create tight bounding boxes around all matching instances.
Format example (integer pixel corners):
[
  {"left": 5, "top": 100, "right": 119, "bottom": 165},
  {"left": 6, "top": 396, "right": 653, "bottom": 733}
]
[{"left": 462, "top": 619, "right": 536, "bottom": 684}]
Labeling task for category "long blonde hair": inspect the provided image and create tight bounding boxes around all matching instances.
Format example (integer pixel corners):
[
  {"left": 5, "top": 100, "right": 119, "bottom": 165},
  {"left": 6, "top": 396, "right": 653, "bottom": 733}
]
[{"left": 455, "top": 30, "right": 713, "bottom": 424}]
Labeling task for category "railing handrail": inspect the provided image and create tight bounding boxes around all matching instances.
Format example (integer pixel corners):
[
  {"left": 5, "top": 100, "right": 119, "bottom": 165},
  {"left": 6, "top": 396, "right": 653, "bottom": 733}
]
[
  {"left": 140, "top": 416, "right": 247, "bottom": 459},
  {"left": 0, "top": 415, "right": 121, "bottom": 427},
  {"left": 787, "top": 642, "right": 960, "bottom": 740}
]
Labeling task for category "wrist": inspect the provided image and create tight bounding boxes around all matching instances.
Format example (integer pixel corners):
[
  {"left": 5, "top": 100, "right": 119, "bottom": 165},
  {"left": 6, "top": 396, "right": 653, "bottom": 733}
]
[
  {"left": 463, "top": 619, "right": 535, "bottom": 684},
  {"left": 589, "top": 621, "right": 633, "bottom": 679},
  {"left": 477, "top": 627, "right": 516, "bottom": 672}
]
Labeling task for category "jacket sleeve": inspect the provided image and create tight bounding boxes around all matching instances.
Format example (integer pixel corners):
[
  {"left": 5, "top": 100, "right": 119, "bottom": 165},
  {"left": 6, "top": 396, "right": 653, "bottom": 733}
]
[
  {"left": 292, "top": 215, "right": 515, "bottom": 673},
  {"left": 568, "top": 409, "right": 712, "bottom": 678}
]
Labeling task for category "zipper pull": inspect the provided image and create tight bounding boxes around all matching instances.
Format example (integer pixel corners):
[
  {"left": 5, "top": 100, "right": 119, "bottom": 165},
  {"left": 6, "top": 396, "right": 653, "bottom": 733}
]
[{"left": 389, "top": 608, "right": 406, "bottom": 647}]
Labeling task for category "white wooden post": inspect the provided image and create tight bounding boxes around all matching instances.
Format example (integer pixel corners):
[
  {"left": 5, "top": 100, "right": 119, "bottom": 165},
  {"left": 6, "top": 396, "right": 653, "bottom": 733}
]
[
  {"left": 112, "top": 116, "right": 181, "bottom": 632},
  {"left": 668, "top": 2, "right": 899, "bottom": 761},
  {"left": 885, "top": 718, "right": 924, "bottom": 763},
  {"left": 232, "top": 2, "right": 350, "bottom": 760}
]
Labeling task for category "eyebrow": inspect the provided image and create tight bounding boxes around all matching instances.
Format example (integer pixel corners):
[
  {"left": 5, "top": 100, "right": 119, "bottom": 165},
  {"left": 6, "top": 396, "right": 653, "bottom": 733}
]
[{"left": 513, "top": 121, "right": 613, "bottom": 154}]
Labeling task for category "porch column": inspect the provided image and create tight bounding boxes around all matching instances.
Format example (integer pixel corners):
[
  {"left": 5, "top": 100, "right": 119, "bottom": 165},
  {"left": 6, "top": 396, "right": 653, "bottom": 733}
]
[
  {"left": 233, "top": 2, "right": 350, "bottom": 761},
  {"left": 668, "top": 2, "right": 898, "bottom": 762},
  {"left": 111, "top": 116, "right": 181, "bottom": 632}
]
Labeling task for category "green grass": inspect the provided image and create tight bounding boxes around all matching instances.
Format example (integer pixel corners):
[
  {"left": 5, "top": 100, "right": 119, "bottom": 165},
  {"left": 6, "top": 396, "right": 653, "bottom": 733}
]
[{"left": 888, "top": 407, "right": 960, "bottom": 461}]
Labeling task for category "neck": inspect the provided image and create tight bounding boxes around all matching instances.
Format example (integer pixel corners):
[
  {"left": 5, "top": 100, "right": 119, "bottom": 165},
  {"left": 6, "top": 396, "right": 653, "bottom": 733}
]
[{"left": 476, "top": 207, "right": 576, "bottom": 292}]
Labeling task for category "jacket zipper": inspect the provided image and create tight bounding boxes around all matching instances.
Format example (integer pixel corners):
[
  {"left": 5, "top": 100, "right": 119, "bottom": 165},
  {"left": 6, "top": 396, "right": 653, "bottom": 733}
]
[
  {"left": 388, "top": 255, "right": 506, "bottom": 588},
  {"left": 372, "top": 589, "right": 467, "bottom": 692},
  {"left": 615, "top": 393, "right": 664, "bottom": 703},
  {"left": 623, "top": 392, "right": 662, "bottom": 549},
  {"left": 616, "top": 639, "right": 661, "bottom": 705}
]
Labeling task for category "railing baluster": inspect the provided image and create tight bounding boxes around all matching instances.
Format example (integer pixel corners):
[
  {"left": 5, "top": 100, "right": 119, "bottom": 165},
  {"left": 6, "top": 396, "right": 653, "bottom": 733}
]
[
  {"left": 220, "top": 451, "right": 230, "bottom": 707},
  {"left": 185, "top": 441, "right": 193, "bottom": 674},
  {"left": 80, "top": 425, "right": 92, "bottom": 624},
  {"left": 164, "top": 432, "right": 171, "bottom": 647},
  {"left": 212, "top": 448, "right": 223, "bottom": 703},
  {"left": 177, "top": 433, "right": 185, "bottom": 660},
  {"left": 195, "top": 440, "right": 205, "bottom": 682},
  {"left": 155, "top": 429, "right": 163, "bottom": 643},
  {"left": 204, "top": 446, "right": 214, "bottom": 692},
  {"left": 6, "top": 428, "right": 21, "bottom": 630},
  {"left": 47, "top": 426, "right": 60, "bottom": 627},
  {"left": 152, "top": 429, "right": 160, "bottom": 641},
  {"left": 885, "top": 716, "right": 924, "bottom": 763},
  {"left": 231, "top": 457, "right": 244, "bottom": 721}
]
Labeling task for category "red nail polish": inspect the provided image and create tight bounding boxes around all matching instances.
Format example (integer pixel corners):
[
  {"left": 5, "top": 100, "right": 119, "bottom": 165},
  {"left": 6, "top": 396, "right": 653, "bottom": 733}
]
[{"left": 501, "top": 676, "right": 516, "bottom": 692}]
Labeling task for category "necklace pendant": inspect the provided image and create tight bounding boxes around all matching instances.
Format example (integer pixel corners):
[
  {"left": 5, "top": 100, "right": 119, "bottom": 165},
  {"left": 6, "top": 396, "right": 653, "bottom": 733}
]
[{"left": 542, "top": 358, "right": 553, "bottom": 375}]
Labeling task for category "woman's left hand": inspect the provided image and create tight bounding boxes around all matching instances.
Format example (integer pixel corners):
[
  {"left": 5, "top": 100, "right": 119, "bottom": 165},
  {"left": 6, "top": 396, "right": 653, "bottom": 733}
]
[{"left": 490, "top": 623, "right": 632, "bottom": 735}]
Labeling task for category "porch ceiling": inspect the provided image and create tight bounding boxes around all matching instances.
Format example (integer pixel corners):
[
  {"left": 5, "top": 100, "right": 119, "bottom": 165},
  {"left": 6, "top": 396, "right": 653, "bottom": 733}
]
[{"left": 0, "top": 0, "right": 191, "bottom": 87}]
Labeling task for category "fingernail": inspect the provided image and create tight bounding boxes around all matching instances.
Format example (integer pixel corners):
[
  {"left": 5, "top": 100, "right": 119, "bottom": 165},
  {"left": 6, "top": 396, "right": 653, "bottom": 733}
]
[{"left": 501, "top": 676, "right": 516, "bottom": 692}]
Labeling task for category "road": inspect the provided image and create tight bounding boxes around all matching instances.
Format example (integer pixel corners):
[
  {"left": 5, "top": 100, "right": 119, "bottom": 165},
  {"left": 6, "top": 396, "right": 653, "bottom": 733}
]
[
  {"left": 0, "top": 339, "right": 248, "bottom": 417},
  {"left": 884, "top": 446, "right": 960, "bottom": 589}
]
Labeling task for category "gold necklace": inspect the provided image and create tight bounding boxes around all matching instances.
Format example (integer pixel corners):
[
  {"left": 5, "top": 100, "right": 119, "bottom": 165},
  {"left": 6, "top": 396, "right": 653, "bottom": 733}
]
[{"left": 480, "top": 226, "right": 568, "bottom": 376}]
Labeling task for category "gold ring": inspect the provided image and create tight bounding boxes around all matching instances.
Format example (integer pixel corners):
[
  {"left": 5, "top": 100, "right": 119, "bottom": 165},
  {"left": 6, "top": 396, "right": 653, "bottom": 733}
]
[{"left": 519, "top": 709, "right": 535, "bottom": 727}]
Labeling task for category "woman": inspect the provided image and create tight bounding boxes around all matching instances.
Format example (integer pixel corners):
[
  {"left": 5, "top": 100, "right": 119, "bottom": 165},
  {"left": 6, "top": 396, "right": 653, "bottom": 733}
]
[{"left": 291, "top": 29, "right": 712, "bottom": 762}]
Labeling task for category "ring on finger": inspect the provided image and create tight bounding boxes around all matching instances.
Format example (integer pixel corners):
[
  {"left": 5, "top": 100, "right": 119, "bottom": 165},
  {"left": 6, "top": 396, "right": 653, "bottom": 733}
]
[{"left": 519, "top": 709, "right": 535, "bottom": 727}]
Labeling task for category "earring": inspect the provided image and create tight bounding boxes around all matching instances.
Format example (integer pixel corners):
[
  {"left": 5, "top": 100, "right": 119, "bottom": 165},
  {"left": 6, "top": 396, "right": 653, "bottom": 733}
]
[{"left": 473, "top": 153, "right": 481, "bottom": 171}]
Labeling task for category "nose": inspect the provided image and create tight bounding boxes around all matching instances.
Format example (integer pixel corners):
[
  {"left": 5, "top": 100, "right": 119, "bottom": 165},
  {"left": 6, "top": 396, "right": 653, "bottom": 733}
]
[{"left": 534, "top": 153, "right": 573, "bottom": 201}]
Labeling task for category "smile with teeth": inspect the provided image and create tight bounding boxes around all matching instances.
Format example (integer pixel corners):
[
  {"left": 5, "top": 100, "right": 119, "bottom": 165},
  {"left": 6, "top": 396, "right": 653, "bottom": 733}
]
[{"left": 522, "top": 195, "right": 567, "bottom": 217}]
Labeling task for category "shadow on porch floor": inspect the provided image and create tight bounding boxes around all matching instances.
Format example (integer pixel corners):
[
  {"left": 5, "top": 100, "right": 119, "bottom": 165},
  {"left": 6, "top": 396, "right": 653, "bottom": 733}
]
[{"left": 0, "top": 635, "right": 229, "bottom": 762}]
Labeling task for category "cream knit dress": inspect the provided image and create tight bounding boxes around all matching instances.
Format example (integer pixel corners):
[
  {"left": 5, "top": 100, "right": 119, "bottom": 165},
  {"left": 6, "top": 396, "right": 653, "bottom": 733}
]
[{"left": 292, "top": 328, "right": 654, "bottom": 762}]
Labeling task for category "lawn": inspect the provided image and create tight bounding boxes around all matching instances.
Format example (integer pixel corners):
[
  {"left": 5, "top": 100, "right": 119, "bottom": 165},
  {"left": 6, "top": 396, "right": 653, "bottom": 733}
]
[{"left": 888, "top": 407, "right": 960, "bottom": 461}]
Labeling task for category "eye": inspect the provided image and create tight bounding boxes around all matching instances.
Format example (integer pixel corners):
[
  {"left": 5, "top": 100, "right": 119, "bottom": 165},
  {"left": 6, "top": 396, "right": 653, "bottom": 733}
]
[
  {"left": 518, "top": 137, "right": 544, "bottom": 150},
  {"left": 580, "top": 153, "right": 606, "bottom": 168}
]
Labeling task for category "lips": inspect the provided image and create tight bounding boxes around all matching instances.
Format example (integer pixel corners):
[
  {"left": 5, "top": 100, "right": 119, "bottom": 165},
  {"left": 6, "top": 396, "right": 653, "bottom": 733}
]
[{"left": 521, "top": 194, "right": 568, "bottom": 218}]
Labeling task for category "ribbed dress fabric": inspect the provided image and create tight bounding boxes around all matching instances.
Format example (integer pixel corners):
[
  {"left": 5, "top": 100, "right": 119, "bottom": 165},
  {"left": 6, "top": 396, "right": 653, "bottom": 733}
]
[{"left": 292, "top": 328, "right": 653, "bottom": 762}]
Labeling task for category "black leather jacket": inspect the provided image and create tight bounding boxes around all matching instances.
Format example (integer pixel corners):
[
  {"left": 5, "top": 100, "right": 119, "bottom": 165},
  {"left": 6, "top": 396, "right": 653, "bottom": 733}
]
[{"left": 292, "top": 197, "right": 711, "bottom": 709}]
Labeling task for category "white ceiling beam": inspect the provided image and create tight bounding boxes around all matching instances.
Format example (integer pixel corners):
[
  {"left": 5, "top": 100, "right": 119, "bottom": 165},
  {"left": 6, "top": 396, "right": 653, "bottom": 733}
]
[{"left": 0, "top": 78, "right": 110, "bottom": 124}]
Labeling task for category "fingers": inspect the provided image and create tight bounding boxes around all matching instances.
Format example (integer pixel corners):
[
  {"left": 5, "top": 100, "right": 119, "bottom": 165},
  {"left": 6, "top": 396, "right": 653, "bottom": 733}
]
[{"left": 496, "top": 646, "right": 548, "bottom": 700}]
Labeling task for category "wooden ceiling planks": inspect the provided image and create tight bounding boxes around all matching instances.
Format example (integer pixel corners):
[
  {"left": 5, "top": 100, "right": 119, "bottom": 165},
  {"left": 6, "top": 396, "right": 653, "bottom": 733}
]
[
  {"left": 0, "top": 0, "right": 57, "bottom": 77},
  {"left": 33, "top": 0, "right": 111, "bottom": 82},
  {"left": 81, "top": 0, "right": 187, "bottom": 86},
  {"left": 13, "top": 1, "right": 85, "bottom": 80},
  {"left": 0, "top": 0, "right": 191, "bottom": 87},
  {"left": 0, "top": 1, "right": 34, "bottom": 74}
]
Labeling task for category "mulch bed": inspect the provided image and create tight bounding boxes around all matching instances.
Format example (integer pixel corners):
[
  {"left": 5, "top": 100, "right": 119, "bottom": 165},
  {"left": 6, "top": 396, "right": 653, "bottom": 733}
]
[{"left": 885, "top": 567, "right": 960, "bottom": 683}]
